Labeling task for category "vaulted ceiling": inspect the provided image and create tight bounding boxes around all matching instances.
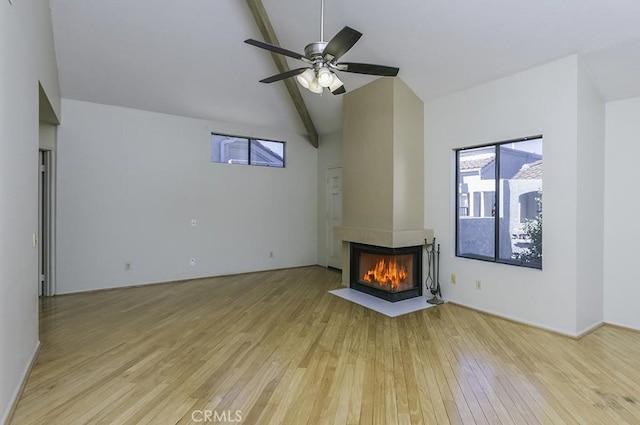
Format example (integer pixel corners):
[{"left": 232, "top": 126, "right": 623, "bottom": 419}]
[{"left": 51, "top": 0, "right": 640, "bottom": 141}]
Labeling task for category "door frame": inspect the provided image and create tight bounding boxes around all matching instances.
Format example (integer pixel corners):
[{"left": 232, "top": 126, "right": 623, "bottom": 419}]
[{"left": 38, "top": 148, "right": 56, "bottom": 296}]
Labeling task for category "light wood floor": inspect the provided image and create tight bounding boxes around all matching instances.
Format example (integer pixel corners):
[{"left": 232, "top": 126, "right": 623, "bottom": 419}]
[{"left": 10, "top": 266, "right": 640, "bottom": 425}]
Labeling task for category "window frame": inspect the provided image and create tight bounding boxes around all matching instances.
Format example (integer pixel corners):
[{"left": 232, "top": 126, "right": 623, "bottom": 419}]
[
  {"left": 454, "top": 134, "right": 543, "bottom": 270},
  {"left": 210, "top": 132, "right": 286, "bottom": 168}
]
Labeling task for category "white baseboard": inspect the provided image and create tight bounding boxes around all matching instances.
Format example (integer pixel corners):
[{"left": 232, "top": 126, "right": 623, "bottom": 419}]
[
  {"left": 575, "top": 321, "right": 605, "bottom": 338},
  {"left": 447, "top": 300, "right": 583, "bottom": 338},
  {"left": 1, "top": 341, "right": 40, "bottom": 425},
  {"left": 603, "top": 320, "right": 640, "bottom": 333}
]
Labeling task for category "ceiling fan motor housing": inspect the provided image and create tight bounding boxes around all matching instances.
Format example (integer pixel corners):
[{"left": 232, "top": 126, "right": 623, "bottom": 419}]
[{"left": 305, "top": 42, "right": 329, "bottom": 64}]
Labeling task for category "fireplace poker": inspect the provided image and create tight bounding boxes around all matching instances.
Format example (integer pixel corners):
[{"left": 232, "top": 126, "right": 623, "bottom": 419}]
[
  {"left": 427, "top": 241, "right": 444, "bottom": 305},
  {"left": 424, "top": 238, "right": 434, "bottom": 298}
]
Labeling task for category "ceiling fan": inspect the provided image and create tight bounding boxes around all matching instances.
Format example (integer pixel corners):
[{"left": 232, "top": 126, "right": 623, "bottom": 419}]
[{"left": 244, "top": 0, "right": 399, "bottom": 95}]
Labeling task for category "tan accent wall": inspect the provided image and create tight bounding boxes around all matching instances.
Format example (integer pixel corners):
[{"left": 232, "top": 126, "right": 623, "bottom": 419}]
[
  {"left": 342, "top": 78, "right": 395, "bottom": 230},
  {"left": 341, "top": 77, "right": 425, "bottom": 234},
  {"left": 392, "top": 78, "right": 425, "bottom": 231}
]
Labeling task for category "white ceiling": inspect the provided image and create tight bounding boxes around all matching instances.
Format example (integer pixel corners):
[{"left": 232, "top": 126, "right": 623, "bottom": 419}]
[{"left": 50, "top": 0, "right": 640, "bottom": 138}]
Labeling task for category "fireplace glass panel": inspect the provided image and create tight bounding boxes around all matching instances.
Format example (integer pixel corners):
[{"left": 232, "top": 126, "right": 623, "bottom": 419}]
[
  {"left": 350, "top": 243, "right": 422, "bottom": 302},
  {"left": 358, "top": 252, "right": 416, "bottom": 293}
]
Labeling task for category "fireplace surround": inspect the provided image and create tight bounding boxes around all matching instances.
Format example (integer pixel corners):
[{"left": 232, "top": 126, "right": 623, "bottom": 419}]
[
  {"left": 350, "top": 243, "right": 422, "bottom": 302},
  {"left": 333, "top": 77, "right": 434, "bottom": 302}
]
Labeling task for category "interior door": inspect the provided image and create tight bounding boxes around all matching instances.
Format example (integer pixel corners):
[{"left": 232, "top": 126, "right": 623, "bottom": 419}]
[{"left": 326, "top": 167, "right": 343, "bottom": 269}]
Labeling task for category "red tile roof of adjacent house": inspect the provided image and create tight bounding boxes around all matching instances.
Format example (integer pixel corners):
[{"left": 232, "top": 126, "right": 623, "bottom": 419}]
[
  {"left": 513, "top": 160, "right": 542, "bottom": 179},
  {"left": 459, "top": 156, "right": 495, "bottom": 170}
]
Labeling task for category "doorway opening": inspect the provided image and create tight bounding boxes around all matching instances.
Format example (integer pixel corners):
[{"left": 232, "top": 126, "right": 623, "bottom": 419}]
[{"left": 326, "top": 167, "right": 343, "bottom": 269}]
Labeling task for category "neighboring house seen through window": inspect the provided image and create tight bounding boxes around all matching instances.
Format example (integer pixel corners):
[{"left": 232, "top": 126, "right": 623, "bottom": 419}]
[
  {"left": 455, "top": 136, "right": 543, "bottom": 269},
  {"left": 211, "top": 134, "right": 285, "bottom": 168}
]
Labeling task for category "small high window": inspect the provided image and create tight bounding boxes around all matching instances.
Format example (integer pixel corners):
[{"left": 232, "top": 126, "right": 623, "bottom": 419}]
[{"left": 211, "top": 134, "right": 285, "bottom": 168}]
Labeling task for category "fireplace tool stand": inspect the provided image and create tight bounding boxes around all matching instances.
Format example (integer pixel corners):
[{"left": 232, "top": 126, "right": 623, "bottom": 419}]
[{"left": 425, "top": 238, "right": 444, "bottom": 305}]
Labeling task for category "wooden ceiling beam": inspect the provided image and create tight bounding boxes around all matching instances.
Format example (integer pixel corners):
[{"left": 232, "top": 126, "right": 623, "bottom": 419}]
[{"left": 245, "top": 0, "right": 319, "bottom": 148}]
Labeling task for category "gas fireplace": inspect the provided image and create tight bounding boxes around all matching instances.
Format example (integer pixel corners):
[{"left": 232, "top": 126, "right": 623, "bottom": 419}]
[{"left": 350, "top": 243, "right": 422, "bottom": 302}]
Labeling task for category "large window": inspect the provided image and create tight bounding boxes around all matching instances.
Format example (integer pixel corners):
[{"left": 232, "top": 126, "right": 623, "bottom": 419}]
[
  {"left": 455, "top": 136, "right": 542, "bottom": 269},
  {"left": 211, "top": 134, "right": 285, "bottom": 168}
]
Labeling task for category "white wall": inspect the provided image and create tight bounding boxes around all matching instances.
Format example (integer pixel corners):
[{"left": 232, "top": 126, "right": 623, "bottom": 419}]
[
  {"left": 425, "top": 56, "right": 584, "bottom": 335},
  {"left": 575, "top": 61, "right": 605, "bottom": 334},
  {"left": 56, "top": 99, "right": 318, "bottom": 293},
  {"left": 0, "top": 1, "right": 61, "bottom": 423},
  {"left": 603, "top": 97, "right": 640, "bottom": 330},
  {"left": 317, "top": 130, "right": 343, "bottom": 267}
]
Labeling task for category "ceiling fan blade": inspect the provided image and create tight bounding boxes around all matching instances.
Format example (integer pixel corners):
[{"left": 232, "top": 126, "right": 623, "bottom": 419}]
[
  {"left": 323, "top": 26, "right": 362, "bottom": 62},
  {"left": 259, "top": 67, "right": 309, "bottom": 84},
  {"left": 331, "top": 85, "right": 346, "bottom": 95},
  {"left": 337, "top": 62, "right": 399, "bottom": 77},
  {"left": 245, "top": 39, "right": 309, "bottom": 63}
]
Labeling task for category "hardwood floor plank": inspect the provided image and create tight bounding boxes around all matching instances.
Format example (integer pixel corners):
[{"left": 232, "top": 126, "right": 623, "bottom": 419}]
[
  {"left": 346, "top": 353, "right": 366, "bottom": 424},
  {"left": 403, "top": 314, "right": 444, "bottom": 424},
  {"left": 390, "top": 319, "right": 413, "bottom": 425}
]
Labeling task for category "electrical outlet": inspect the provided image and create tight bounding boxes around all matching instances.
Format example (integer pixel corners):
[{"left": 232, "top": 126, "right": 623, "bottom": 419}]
[
  {"left": 451, "top": 273, "right": 457, "bottom": 284},
  {"left": 476, "top": 280, "right": 482, "bottom": 290},
  {"left": 125, "top": 262, "right": 131, "bottom": 271},
  {"left": 269, "top": 251, "right": 274, "bottom": 258},
  {"left": 191, "top": 219, "right": 197, "bottom": 227},
  {"left": 190, "top": 258, "right": 196, "bottom": 266}
]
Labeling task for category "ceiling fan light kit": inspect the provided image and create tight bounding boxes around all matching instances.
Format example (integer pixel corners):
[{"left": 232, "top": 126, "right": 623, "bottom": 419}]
[
  {"left": 296, "top": 69, "right": 315, "bottom": 89},
  {"left": 317, "top": 67, "right": 334, "bottom": 87},
  {"left": 308, "top": 79, "right": 324, "bottom": 94},
  {"left": 245, "top": 0, "right": 399, "bottom": 95}
]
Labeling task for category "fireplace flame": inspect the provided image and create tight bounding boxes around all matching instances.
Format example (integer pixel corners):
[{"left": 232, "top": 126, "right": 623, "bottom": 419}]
[{"left": 363, "top": 258, "right": 408, "bottom": 290}]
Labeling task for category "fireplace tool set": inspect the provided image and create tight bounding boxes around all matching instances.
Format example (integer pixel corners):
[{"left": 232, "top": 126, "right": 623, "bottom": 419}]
[{"left": 425, "top": 238, "right": 444, "bottom": 305}]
